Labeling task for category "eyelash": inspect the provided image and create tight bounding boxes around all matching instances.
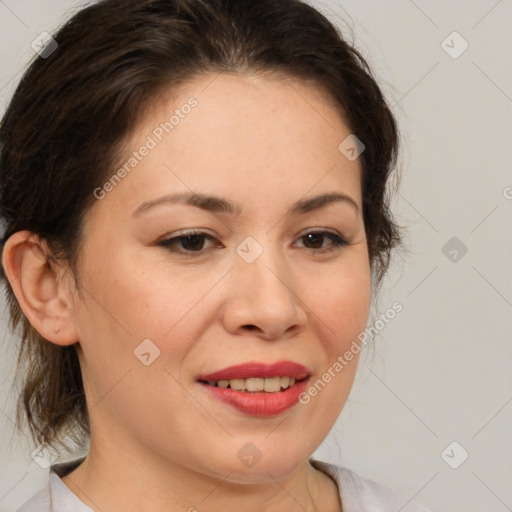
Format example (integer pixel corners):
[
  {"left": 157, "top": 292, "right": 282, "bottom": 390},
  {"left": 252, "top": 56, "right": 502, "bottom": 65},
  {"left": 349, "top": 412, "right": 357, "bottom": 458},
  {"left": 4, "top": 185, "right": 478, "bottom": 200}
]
[{"left": 157, "top": 229, "right": 350, "bottom": 257}]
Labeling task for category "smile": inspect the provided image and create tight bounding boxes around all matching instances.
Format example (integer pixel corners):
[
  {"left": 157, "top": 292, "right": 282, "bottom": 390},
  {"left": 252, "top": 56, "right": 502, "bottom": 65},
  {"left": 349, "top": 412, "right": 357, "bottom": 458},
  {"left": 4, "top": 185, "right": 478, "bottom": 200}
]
[{"left": 196, "top": 361, "right": 311, "bottom": 416}]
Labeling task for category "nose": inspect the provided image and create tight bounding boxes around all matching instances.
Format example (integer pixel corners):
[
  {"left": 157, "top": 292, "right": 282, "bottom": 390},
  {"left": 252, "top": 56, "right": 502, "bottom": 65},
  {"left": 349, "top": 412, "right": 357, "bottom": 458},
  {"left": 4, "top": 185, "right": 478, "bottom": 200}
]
[{"left": 222, "top": 248, "right": 308, "bottom": 340}]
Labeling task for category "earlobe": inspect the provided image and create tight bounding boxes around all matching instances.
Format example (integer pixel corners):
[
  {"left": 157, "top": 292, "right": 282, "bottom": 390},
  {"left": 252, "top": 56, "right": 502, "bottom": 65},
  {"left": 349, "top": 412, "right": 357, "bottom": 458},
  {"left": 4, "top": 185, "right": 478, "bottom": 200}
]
[{"left": 1, "top": 230, "right": 79, "bottom": 346}]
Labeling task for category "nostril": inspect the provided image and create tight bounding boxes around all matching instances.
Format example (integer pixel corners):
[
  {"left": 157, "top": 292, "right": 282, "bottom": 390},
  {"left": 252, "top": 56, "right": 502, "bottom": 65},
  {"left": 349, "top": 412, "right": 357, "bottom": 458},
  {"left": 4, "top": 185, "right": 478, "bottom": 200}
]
[{"left": 244, "top": 325, "right": 258, "bottom": 330}]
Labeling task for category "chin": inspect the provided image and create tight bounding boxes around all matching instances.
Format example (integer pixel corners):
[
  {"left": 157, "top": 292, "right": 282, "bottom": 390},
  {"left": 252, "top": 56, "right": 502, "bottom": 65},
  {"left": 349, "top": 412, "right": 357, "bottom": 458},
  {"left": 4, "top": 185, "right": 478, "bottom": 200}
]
[{"left": 204, "top": 438, "right": 311, "bottom": 484}]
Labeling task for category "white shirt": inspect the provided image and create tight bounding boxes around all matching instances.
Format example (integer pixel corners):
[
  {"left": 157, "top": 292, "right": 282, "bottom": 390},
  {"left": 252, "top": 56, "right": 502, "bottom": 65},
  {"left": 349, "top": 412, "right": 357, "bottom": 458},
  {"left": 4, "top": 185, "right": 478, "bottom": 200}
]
[{"left": 16, "top": 457, "right": 431, "bottom": 511}]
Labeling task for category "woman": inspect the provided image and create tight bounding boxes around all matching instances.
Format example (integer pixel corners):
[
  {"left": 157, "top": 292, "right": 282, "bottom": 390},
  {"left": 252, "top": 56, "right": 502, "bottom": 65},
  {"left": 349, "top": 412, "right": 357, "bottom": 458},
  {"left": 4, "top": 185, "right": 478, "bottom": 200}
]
[{"left": 0, "top": 0, "right": 431, "bottom": 510}]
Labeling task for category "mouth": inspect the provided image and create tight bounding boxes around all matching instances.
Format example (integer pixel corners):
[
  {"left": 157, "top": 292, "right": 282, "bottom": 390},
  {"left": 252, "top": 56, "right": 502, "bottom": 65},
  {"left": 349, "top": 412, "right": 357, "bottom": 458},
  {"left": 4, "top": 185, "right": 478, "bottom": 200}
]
[{"left": 196, "top": 361, "right": 311, "bottom": 416}]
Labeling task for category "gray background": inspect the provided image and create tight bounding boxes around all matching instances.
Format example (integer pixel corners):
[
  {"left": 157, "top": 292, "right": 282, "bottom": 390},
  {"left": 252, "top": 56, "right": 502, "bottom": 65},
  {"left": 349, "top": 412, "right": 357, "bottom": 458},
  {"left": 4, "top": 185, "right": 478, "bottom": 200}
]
[{"left": 1, "top": 1, "right": 511, "bottom": 511}]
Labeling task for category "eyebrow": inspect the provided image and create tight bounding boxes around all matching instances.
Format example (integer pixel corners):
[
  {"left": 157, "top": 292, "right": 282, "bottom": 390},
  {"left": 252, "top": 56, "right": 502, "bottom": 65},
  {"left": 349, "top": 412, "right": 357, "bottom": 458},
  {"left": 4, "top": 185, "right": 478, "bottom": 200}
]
[{"left": 132, "top": 191, "right": 360, "bottom": 218}]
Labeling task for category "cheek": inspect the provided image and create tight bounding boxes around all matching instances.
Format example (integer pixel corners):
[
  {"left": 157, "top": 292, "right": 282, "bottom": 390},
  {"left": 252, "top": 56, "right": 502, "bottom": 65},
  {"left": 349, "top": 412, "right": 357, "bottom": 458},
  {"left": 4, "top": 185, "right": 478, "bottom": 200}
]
[
  {"left": 78, "top": 247, "right": 206, "bottom": 336},
  {"left": 296, "top": 271, "right": 371, "bottom": 435},
  {"left": 301, "top": 255, "right": 371, "bottom": 415},
  {"left": 74, "top": 248, "right": 221, "bottom": 392},
  {"left": 310, "top": 259, "right": 372, "bottom": 346},
  {"left": 73, "top": 253, "right": 205, "bottom": 439}
]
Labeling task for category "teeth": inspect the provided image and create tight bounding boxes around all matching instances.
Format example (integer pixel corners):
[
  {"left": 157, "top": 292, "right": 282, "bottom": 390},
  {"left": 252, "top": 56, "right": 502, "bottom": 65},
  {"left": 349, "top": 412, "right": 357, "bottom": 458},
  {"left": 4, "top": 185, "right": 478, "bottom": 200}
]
[
  {"left": 246, "top": 377, "right": 264, "bottom": 392},
  {"left": 229, "top": 378, "right": 245, "bottom": 391},
  {"left": 208, "top": 376, "right": 301, "bottom": 392},
  {"left": 263, "top": 377, "right": 281, "bottom": 392}
]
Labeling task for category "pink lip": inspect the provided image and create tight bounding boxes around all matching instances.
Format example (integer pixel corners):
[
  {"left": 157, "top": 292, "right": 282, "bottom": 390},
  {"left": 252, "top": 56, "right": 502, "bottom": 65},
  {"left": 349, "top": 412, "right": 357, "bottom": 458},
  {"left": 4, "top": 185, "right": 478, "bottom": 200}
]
[
  {"left": 197, "top": 361, "right": 310, "bottom": 381},
  {"left": 198, "top": 378, "right": 310, "bottom": 417},
  {"left": 196, "top": 361, "right": 311, "bottom": 417}
]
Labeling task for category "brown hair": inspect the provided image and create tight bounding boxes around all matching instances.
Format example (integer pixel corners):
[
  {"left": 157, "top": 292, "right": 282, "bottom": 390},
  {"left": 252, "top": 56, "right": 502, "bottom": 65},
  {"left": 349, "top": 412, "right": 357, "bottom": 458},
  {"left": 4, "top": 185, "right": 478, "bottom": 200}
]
[{"left": 0, "top": 0, "right": 401, "bottom": 451}]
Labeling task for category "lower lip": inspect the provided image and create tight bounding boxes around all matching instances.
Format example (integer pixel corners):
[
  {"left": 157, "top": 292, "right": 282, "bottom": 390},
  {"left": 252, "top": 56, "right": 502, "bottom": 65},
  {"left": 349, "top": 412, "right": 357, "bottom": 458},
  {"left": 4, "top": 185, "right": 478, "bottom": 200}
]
[{"left": 198, "top": 378, "right": 310, "bottom": 417}]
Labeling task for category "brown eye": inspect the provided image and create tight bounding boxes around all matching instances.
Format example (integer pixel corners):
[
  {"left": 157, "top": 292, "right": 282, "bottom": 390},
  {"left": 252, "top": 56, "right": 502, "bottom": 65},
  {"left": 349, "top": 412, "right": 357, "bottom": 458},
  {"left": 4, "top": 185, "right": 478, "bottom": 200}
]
[
  {"left": 296, "top": 231, "right": 349, "bottom": 254},
  {"left": 158, "top": 231, "right": 218, "bottom": 256}
]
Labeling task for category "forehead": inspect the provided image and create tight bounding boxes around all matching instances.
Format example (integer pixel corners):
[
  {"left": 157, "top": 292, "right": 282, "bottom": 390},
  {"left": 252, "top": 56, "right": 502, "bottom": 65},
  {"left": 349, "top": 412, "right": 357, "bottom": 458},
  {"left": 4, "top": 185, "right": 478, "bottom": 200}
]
[{"left": 91, "top": 72, "right": 363, "bottom": 223}]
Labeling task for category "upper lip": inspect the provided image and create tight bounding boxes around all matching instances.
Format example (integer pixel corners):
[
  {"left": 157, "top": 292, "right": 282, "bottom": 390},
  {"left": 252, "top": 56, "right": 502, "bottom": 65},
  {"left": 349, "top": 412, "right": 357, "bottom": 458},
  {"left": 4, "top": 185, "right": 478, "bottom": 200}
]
[{"left": 197, "top": 361, "right": 310, "bottom": 381}]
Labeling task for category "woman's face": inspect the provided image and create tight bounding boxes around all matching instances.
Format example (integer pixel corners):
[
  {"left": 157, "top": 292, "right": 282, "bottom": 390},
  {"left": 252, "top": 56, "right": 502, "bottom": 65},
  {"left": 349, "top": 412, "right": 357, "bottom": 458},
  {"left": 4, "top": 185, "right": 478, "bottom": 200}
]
[{"left": 71, "top": 72, "right": 372, "bottom": 482}]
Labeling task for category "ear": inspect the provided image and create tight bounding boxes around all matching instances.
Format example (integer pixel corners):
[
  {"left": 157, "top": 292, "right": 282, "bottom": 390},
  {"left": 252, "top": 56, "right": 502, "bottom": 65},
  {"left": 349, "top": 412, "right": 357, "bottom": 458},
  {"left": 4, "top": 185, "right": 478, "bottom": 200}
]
[{"left": 1, "top": 230, "right": 79, "bottom": 346}]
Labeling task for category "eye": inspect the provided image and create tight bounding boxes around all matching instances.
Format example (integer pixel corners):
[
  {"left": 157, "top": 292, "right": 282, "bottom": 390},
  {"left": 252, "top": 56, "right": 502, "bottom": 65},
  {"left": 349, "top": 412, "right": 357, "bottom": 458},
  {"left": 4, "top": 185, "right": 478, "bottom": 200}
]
[
  {"left": 157, "top": 229, "right": 349, "bottom": 257},
  {"left": 157, "top": 230, "right": 218, "bottom": 256},
  {"left": 295, "top": 230, "right": 350, "bottom": 254}
]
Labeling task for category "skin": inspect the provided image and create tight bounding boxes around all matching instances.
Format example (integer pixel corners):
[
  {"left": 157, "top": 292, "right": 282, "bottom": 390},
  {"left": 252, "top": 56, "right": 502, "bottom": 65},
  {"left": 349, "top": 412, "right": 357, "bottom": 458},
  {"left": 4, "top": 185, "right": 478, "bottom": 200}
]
[{"left": 3, "top": 72, "right": 372, "bottom": 512}]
